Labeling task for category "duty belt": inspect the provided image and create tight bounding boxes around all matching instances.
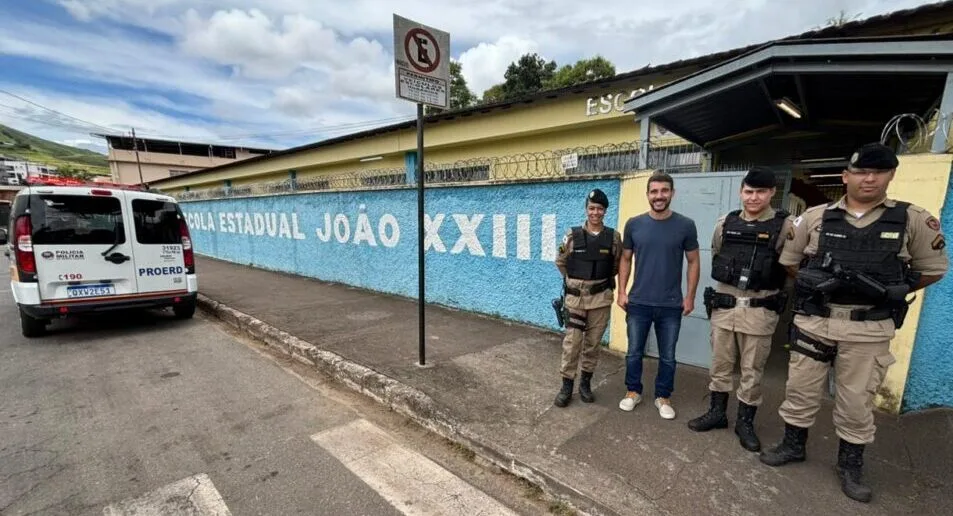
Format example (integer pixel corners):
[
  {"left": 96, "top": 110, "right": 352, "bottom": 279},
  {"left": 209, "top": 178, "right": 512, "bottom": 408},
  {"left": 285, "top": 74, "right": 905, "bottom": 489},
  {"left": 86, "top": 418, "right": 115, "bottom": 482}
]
[
  {"left": 564, "top": 278, "right": 613, "bottom": 297},
  {"left": 797, "top": 300, "right": 892, "bottom": 322},
  {"left": 703, "top": 287, "right": 786, "bottom": 314}
]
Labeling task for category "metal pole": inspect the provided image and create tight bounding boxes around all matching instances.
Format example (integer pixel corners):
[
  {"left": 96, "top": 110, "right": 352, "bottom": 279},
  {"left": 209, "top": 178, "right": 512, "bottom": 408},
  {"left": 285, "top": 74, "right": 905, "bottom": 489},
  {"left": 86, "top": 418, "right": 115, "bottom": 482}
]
[
  {"left": 131, "top": 127, "right": 145, "bottom": 186},
  {"left": 417, "top": 102, "right": 426, "bottom": 366}
]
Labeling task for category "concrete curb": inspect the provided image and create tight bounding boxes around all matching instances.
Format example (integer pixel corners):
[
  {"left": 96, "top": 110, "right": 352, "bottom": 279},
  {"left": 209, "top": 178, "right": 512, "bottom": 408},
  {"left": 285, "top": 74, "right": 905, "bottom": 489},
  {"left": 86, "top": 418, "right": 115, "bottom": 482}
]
[{"left": 196, "top": 293, "right": 623, "bottom": 516}]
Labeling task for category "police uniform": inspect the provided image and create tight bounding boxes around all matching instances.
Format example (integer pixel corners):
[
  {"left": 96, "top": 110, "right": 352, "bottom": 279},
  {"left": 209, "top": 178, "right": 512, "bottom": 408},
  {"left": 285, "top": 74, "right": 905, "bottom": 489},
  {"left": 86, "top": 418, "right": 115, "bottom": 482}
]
[
  {"left": 760, "top": 143, "right": 949, "bottom": 503},
  {"left": 553, "top": 189, "right": 623, "bottom": 407},
  {"left": 688, "top": 167, "right": 794, "bottom": 453}
]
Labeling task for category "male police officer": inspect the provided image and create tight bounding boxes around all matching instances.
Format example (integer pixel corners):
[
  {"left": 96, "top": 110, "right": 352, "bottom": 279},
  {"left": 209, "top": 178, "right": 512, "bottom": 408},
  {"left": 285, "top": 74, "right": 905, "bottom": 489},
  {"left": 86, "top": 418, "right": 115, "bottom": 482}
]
[
  {"left": 760, "top": 143, "right": 948, "bottom": 503},
  {"left": 689, "top": 167, "right": 793, "bottom": 452},
  {"left": 553, "top": 188, "right": 623, "bottom": 407}
]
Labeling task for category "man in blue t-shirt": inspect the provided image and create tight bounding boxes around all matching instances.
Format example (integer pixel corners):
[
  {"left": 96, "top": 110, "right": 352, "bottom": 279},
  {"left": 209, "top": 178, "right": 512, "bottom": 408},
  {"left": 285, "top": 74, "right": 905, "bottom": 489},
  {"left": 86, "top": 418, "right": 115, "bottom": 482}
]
[{"left": 616, "top": 172, "right": 700, "bottom": 420}]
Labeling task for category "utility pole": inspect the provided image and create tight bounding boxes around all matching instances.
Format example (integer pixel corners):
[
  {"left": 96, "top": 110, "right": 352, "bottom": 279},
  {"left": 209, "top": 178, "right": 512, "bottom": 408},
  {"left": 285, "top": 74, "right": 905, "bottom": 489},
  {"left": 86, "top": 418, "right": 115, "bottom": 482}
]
[{"left": 131, "top": 127, "right": 144, "bottom": 186}]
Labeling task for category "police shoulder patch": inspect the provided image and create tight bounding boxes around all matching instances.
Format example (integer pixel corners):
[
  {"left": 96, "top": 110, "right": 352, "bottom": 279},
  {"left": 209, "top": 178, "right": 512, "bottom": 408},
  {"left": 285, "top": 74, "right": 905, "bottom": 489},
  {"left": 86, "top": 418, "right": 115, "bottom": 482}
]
[{"left": 926, "top": 216, "right": 940, "bottom": 232}]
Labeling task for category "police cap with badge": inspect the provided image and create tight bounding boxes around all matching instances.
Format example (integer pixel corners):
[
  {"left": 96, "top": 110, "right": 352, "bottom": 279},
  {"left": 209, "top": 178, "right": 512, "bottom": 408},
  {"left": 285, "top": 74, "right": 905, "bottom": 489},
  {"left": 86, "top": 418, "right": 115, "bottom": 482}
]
[
  {"left": 743, "top": 166, "right": 777, "bottom": 189},
  {"left": 848, "top": 142, "right": 899, "bottom": 170},
  {"left": 587, "top": 188, "right": 609, "bottom": 208}
]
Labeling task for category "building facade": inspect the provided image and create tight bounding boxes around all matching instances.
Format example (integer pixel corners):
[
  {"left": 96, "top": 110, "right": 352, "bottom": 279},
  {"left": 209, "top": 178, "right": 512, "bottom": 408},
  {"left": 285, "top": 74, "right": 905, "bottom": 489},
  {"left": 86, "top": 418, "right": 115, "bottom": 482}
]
[
  {"left": 96, "top": 134, "right": 274, "bottom": 185},
  {"left": 152, "top": 2, "right": 953, "bottom": 414}
]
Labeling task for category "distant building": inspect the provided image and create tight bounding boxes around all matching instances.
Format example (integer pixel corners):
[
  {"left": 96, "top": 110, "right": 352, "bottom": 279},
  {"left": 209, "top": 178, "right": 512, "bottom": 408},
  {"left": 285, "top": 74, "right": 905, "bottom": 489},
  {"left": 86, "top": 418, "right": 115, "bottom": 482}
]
[
  {"left": 0, "top": 156, "right": 58, "bottom": 185},
  {"left": 94, "top": 134, "right": 275, "bottom": 185}
]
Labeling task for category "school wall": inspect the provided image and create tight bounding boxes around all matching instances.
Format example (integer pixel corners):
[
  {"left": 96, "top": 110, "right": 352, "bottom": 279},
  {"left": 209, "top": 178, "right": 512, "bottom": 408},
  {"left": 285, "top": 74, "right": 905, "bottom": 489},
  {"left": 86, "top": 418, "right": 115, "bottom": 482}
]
[
  {"left": 607, "top": 171, "right": 653, "bottom": 354},
  {"left": 901, "top": 155, "right": 953, "bottom": 412},
  {"left": 180, "top": 178, "right": 620, "bottom": 331}
]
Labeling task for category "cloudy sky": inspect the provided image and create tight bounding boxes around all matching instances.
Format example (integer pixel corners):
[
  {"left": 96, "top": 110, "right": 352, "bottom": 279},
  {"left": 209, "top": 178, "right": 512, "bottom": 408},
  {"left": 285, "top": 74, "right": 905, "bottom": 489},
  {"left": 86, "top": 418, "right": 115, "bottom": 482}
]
[{"left": 0, "top": 0, "right": 939, "bottom": 154}]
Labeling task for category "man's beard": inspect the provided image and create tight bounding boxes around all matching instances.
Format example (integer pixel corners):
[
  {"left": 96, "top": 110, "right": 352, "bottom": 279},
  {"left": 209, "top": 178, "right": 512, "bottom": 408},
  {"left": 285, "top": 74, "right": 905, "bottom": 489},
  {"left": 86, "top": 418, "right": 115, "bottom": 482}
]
[{"left": 650, "top": 199, "right": 671, "bottom": 212}]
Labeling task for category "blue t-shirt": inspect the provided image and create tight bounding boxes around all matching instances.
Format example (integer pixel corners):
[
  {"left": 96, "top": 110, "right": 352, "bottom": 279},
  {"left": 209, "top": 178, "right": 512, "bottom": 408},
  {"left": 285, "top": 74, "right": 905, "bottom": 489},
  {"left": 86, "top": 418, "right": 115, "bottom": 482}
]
[{"left": 623, "top": 212, "right": 699, "bottom": 308}]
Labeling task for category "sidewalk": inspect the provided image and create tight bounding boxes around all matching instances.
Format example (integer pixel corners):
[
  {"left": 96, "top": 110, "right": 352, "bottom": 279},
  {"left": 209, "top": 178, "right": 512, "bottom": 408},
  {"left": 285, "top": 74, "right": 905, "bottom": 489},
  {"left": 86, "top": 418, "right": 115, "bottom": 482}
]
[{"left": 194, "top": 256, "right": 953, "bottom": 516}]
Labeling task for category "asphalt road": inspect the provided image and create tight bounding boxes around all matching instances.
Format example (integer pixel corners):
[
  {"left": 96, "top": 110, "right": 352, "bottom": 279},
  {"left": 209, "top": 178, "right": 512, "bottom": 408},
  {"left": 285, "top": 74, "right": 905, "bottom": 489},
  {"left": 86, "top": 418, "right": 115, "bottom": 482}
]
[{"left": 0, "top": 267, "right": 549, "bottom": 515}]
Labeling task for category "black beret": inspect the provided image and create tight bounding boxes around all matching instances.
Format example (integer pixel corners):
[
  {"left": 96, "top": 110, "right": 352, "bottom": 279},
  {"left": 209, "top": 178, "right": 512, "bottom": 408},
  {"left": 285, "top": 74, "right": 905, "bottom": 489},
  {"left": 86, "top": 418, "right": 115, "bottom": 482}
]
[
  {"left": 587, "top": 188, "right": 609, "bottom": 208},
  {"left": 743, "top": 166, "right": 776, "bottom": 188},
  {"left": 849, "top": 143, "right": 898, "bottom": 170}
]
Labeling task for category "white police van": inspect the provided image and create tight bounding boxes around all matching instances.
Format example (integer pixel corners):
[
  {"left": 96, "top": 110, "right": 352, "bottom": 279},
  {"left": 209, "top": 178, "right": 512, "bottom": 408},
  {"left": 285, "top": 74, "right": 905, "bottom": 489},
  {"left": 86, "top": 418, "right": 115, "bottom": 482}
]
[{"left": 2, "top": 177, "right": 198, "bottom": 337}]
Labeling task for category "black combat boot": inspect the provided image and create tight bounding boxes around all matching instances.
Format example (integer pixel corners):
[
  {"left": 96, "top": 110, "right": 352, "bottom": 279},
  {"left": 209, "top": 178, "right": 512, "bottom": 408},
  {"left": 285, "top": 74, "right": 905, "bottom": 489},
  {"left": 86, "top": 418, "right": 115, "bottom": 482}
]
[
  {"left": 579, "top": 371, "right": 595, "bottom": 403},
  {"left": 734, "top": 401, "right": 761, "bottom": 452},
  {"left": 759, "top": 423, "right": 808, "bottom": 466},
  {"left": 687, "top": 391, "right": 729, "bottom": 431},
  {"left": 554, "top": 377, "right": 574, "bottom": 407},
  {"left": 836, "top": 439, "right": 873, "bottom": 503}
]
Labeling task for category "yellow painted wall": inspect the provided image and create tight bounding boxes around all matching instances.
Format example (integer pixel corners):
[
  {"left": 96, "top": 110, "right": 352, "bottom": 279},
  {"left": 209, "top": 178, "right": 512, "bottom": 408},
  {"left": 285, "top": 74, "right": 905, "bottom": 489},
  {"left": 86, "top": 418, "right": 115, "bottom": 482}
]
[
  {"left": 152, "top": 72, "right": 692, "bottom": 192},
  {"left": 876, "top": 152, "right": 953, "bottom": 413},
  {"left": 608, "top": 171, "right": 654, "bottom": 353}
]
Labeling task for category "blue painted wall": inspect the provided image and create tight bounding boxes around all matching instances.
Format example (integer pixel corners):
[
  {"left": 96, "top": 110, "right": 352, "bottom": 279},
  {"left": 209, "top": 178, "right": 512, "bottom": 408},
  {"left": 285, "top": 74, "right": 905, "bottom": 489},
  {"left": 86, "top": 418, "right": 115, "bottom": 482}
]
[
  {"left": 181, "top": 179, "right": 620, "bottom": 330},
  {"left": 904, "top": 172, "right": 953, "bottom": 412}
]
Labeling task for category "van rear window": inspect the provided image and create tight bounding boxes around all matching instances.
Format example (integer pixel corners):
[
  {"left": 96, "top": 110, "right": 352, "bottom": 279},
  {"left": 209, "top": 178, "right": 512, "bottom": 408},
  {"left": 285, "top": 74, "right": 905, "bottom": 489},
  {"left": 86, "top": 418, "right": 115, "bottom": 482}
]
[
  {"left": 133, "top": 199, "right": 181, "bottom": 245},
  {"left": 30, "top": 195, "right": 124, "bottom": 246}
]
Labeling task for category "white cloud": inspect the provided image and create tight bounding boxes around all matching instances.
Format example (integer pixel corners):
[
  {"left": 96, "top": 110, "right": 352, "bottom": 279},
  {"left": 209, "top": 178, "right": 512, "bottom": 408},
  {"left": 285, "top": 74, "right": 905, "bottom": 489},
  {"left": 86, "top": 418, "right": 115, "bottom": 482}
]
[
  {"left": 58, "top": 0, "right": 92, "bottom": 21},
  {"left": 458, "top": 36, "right": 540, "bottom": 96},
  {"left": 59, "top": 139, "right": 107, "bottom": 154},
  {"left": 0, "top": 0, "right": 938, "bottom": 154}
]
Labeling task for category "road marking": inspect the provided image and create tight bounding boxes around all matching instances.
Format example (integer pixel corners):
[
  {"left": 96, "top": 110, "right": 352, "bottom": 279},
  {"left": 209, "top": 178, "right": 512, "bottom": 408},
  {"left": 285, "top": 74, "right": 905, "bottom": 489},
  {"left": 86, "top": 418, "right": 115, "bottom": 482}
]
[
  {"left": 311, "top": 419, "right": 519, "bottom": 516},
  {"left": 102, "top": 473, "right": 232, "bottom": 516}
]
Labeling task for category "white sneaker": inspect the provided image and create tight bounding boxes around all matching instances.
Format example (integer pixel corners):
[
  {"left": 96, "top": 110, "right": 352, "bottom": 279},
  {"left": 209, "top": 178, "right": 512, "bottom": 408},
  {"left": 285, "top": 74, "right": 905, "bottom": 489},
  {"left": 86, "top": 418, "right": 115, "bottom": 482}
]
[
  {"left": 655, "top": 398, "right": 676, "bottom": 419},
  {"left": 618, "top": 392, "right": 642, "bottom": 411}
]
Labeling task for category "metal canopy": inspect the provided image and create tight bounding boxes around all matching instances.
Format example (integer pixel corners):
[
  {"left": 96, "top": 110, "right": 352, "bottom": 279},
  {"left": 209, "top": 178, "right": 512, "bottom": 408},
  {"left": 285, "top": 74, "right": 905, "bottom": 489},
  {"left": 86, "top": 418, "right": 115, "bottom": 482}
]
[{"left": 624, "top": 36, "right": 953, "bottom": 150}]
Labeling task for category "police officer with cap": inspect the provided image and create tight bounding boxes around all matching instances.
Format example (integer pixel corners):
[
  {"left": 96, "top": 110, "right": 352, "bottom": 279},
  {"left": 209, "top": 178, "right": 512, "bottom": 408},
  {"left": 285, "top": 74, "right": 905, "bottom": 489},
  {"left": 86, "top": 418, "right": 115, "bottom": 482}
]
[
  {"left": 761, "top": 143, "right": 948, "bottom": 503},
  {"left": 689, "top": 166, "right": 793, "bottom": 452},
  {"left": 553, "top": 188, "right": 623, "bottom": 407}
]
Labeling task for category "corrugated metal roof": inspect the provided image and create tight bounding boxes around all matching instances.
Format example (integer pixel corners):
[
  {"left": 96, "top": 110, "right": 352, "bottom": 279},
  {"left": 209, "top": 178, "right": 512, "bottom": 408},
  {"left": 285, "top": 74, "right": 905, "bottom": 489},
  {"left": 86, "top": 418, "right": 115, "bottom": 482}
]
[{"left": 150, "top": 0, "right": 953, "bottom": 185}]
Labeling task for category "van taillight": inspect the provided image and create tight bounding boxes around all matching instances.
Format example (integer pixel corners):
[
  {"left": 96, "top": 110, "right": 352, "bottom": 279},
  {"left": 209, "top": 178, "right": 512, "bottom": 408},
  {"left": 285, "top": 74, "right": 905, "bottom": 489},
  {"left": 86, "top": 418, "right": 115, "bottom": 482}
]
[
  {"left": 14, "top": 216, "right": 37, "bottom": 281},
  {"left": 179, "top": 218, "right": 195, "bottom": 274}
]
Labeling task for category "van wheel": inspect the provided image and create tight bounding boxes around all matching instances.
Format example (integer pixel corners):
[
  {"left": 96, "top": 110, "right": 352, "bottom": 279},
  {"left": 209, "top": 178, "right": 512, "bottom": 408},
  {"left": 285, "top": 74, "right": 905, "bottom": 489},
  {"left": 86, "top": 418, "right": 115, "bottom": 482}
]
[
  {"left": 173, "top": 298, "right": 196, "bottom": 320},
  {"left": 19, "top": 308, "right": 47, "bottom": 338}
]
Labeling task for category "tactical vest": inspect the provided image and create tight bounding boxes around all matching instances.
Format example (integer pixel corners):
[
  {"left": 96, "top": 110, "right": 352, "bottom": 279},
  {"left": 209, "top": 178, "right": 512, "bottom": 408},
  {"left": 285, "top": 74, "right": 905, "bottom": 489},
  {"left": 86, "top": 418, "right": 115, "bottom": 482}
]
[
  {"left": 802, "top": 202, "right": 910, "bottom": 305},
  {"left": 710, "top": 210, "right": 788, "bottom": 292},
  {"left": 565, "top": 226, "right": 614, "bottom": 281}
]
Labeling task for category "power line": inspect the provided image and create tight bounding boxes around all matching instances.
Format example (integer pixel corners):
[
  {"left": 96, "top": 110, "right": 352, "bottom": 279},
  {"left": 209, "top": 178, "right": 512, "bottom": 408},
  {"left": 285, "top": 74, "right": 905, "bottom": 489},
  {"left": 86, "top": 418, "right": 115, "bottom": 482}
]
[
  {"left": 0, "top": 103, "right": 111, "bottom": 134},
  {"left": 0, "top": 89, "right": 116, "bottom": 133},
  {"left": 0, "top": 89, "right": 419, "bottom": 146}
]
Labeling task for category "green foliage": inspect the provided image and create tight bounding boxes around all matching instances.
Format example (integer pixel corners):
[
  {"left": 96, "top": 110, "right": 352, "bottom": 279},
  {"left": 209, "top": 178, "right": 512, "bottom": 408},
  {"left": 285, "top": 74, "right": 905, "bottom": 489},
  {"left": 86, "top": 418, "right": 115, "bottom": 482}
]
[
  {"left": 0, "top": 123, "right": 109, "bottom": 175},
  {"left": 425, "top": 60, "right": 478, "bottom": 115},
  {"left": 546, "top": 56, "right": 616, "bottom": 89},
  {"left": 480, "top": 53, "right": 616, "bottom": 104}
]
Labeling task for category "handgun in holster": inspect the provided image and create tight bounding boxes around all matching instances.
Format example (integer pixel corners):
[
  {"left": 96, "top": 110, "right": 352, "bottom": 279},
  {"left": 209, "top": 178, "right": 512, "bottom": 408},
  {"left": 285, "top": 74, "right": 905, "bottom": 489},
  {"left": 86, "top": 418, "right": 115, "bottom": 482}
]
[
  {"left": 552, "top": 295, "right": 567, "bottom": 327},
  {"left": 703, "top": 287, "right": 715, "bottom": 319}
]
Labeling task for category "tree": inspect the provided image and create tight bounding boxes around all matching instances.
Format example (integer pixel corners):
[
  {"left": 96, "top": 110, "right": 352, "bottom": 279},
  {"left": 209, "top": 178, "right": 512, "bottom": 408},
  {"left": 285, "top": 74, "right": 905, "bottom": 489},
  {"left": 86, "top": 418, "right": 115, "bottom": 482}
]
[
  {"left": 480, "top": 53, "right": 557, "bottom": 103},
  {"left": 546, "top": 56, "right": 616, "bottom": 89},
  {"left": 425, "top": 60, "right": 477, "bottom": 115},
  {"left": 481, "top": 84, "right": 507, "bottom": 104},
  {"left": 480, "top": 53, "right": 617, "bottom": 103},
  {"left": 56, "top": 163, "right": 93, "bottom": 181}
]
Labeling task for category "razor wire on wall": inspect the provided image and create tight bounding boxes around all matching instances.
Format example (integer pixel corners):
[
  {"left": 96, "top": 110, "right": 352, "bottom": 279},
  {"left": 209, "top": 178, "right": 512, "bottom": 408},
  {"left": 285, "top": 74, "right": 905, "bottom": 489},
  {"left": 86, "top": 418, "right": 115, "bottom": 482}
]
[
  {"left": 170, "top": 139, "right": 707, "bottom": 201},
  {"left": 881, "top": 108, "right": 953, "bottom": 154}
]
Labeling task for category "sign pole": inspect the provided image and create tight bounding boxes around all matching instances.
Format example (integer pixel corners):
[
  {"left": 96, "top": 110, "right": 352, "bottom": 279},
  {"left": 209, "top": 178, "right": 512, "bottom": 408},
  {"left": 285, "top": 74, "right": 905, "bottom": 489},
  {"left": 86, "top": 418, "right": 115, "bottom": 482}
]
[
  {"left": 393, "top": 13, "right": 448, "bottom": 368},
  {"left": 416, "top": 102, "right": 426, "bottom": 366}
]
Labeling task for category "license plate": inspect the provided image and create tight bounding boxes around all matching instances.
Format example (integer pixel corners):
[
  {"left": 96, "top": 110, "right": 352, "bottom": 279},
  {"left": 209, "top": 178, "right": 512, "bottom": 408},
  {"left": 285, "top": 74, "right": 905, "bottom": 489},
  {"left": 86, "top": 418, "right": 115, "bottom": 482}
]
[{"left": 66, "top": 284, "right": 116, "bottom": 299}]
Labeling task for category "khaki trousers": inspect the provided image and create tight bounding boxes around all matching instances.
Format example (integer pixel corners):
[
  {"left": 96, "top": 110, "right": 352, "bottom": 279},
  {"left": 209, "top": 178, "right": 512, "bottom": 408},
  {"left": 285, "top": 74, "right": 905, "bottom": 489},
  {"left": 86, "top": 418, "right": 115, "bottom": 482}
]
[
  {"left": 560, "top": 306, "right": 611, "bottom": 379},
  {"left": 778, "top": 327, "right": 896, "bottom": 444},
  {"left": 709, "top": 327, "right": 773, "bottom": 406}
]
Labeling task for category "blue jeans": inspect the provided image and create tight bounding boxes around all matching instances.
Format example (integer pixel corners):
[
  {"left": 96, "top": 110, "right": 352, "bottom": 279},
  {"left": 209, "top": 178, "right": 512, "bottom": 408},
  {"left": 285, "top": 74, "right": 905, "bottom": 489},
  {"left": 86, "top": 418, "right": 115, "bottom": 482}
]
[{"left": 625, "top": 303, "right": 683, "bottom": 399}]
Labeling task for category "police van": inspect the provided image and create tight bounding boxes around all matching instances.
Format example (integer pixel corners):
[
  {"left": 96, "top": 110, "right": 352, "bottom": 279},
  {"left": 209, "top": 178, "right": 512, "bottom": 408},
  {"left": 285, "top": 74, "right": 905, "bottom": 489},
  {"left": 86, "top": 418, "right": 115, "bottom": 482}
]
[{"left": 2, "top": 177, "right": 198, "bottom": 337}]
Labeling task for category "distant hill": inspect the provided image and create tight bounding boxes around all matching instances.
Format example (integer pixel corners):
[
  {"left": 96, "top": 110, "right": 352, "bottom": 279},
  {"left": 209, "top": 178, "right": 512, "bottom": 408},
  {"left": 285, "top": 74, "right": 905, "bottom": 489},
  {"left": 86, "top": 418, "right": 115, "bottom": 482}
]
[{"left": 0, "top": 123, "right": 109, "bottom": 176}]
